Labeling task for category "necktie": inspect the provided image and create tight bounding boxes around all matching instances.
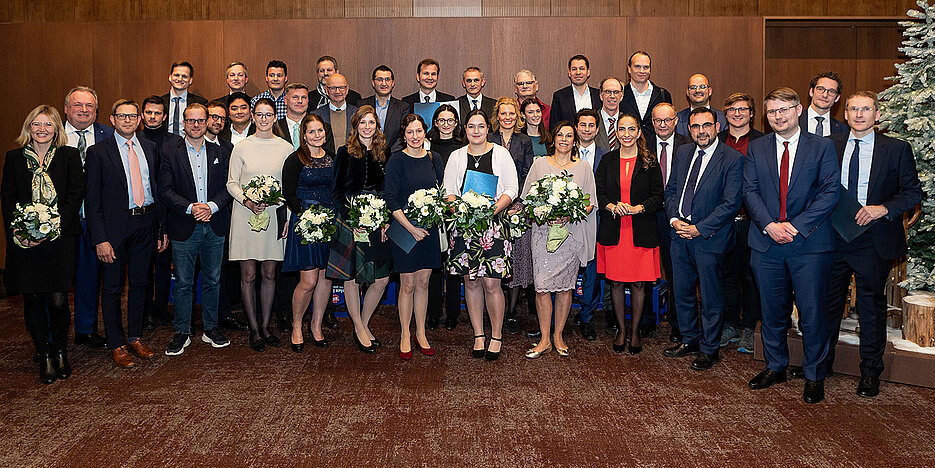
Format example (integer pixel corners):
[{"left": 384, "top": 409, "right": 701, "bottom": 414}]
[
  {"left": 318, "top": 89, "right": 329, "bottom": 108},
  {"left": 424, "top": 96, "right": 430, "bottom": 103},
  {"left": 172, "top": 97, "right": 181, "bottom": 135},
  {"left": 581, "top": 148, "right": 589, "bottom": 163},
  {"left": 127, "top": 140, "right": 145, "bottom": 207},
  {"left": 815, "top": 116, "right": 824, "bottom": 136},
  {"left": 659, "top": 142, "right": 668, "bottom": 183},
  {"left": 77, "top": 129, "right": 88, "bottom": 164},
  {"left": 848, "top": 140, "right": 860, "bottom": 198},
  {"left": 292, "top": 122, "right": 300, "bottom": 151},
  {"left": 472, "top": 99, "right": 478, "bottom": 110},
  {"left": 680, "top": 150, "right": 704, "bottom": 218},
  {"left": 779, "top": 141, "right": 790, "bottom": 221},
  {"left": 608, "top": 117, "right": 617, "bottom": 148}
]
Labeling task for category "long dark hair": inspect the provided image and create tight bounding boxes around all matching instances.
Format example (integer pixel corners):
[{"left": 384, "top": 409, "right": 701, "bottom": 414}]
[
  {"left": 617, "top": 113, "right": 655, "bottom": 170},
  {"left": 519, "top": 97, "right": 552, "bottom": 147},
  {"left": 548, "top": 121, "right": 579, "bottom": 161},
  {"left": 426, "top": 104, "right": 465, "bottom": 144},
  {"left": 297, "top": 113, "right": 327, "bottom": 166},
  {"left": 347, "top": 105, "right": 387, "bottom": 162}
]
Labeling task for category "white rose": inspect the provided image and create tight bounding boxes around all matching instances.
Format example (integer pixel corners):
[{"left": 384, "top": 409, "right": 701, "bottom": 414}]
[{"left": 567, "top": 181, "right": 578, "bottom": 191}]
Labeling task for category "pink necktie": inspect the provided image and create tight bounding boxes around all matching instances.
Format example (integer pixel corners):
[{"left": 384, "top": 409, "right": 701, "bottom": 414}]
[{"left": 127, "top": 140, "right": 144, "bottom": 207}]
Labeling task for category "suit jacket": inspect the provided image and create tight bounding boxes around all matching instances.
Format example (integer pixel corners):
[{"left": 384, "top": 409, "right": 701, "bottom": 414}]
[
  {"left": 85, "top": 136, "right": 163, "bottom": 246},
  {"left": 313, "top": 104, "right": 359, "bottom": 156},
  {"left": 401, "top": 90, "right": 457, "bottom": 106},
  {"left": 620, "top": 81, "right": 673, "bottom": 128},
  {"left": 1, "top": 146, "right": 85, "bottom": 239},
  {"left": 664, "top": 141, "right": 744, "bottom": 254},
  {"left": 218, "top": 123, "right": 256, "bottom": 143},
  {"left": 595, "top": 150, "right": 664, "bottom": 248},
  {"left": 488, "top": 132, "right": 535, "bottom": 187},
  {"left": 159, "top": 92, "right": 209, "bottom": 134},
  {"left": 799, "top": 112, "right": 848, "bottom": 137},
  {"left": 158, "top": 138, "right": 232, "bottom": 240},
  {"left": 310, "top": 88, "right": 362, "bottom": 109},
  {"left": 675, "top": 107, "right": 728, "bottom": 137},
  {"left": 359, "top": 95, "right": 411, "bottom": 149},
  {"left": 549, "top": 85, "right": 602, "bottom": 129},
  {"left": 830, "top": 131, "right": 922, "bottom": 260},
  {"left": 458, "top": 95, "right": 496, "bottom": 123},
  {"left": 594, "top": 110, "right": 621, "bottom": 152},
  {"left": 273, "top": 116, "right": 308, "bottom": 147},
  {"left": 91, "top": 122, "right": 115, "bottom": 146},
  {"left": 742, "top": 130, "right": 840, "bottom": 254}
]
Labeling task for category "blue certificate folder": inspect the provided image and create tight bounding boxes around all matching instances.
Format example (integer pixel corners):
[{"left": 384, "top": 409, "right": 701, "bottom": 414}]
[
  {"left": 463, "top": 170, "right": 498, "bottom": 198},
  {"left": 414, "top": 100, "right": 459, "bottom": 129},
  {"left": 387, "top": 221, "right": 417, "bottom": 253}
]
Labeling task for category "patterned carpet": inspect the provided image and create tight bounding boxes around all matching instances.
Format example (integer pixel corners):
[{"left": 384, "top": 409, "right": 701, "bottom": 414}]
[{"left": 1, "top": 295, "right": 934, "bottom": 467}]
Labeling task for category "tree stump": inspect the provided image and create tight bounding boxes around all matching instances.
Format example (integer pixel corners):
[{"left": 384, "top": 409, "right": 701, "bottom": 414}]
[{"left": 902, "top": 295, "right": 935, "bottom": 347}]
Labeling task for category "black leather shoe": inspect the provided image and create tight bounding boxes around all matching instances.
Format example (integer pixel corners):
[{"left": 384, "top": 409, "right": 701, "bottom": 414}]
[
  {"left": 856, "top": 376, "right": 880, "bottom": 398},
  {"left": 75, "top": 333, "right": 106, "bottom": 348},
  {"left": 485, "top": 337, "right": 502, "bottom": 361},
  {"left": 38, "top": 354, "right": 56, "bottom": 385},
  {"left": 249, "top": 334, "right": 266, "bottom": 352},
  {"left": 220, "top": 317, "right": 249, "bottom": 331},
  {"left": 580, "top": 321, "right": 597, "bottom": 341},
  {"left": 52, "top": 349, "right": 71, "bottom": 379},
  {"left": 663, "top": 343, "right": 700, "bottom": 358},
  {"left": 669, "top": 329, "right": 682, "bottom": 343},
  {"left": 748, "top": 368, "right": 787, "bottom": 390},
  {"left": 370, "top": 337, "right": 382, "bottom": 347},
  {"left": 312, "top": 337, "right": 329, "bottom": 348},
  {"left": 690, "top": 352, "right": 719, "bottom": 371},
  {"left": 504, "top": 317, "right": 520, "bottom": 335},
  {"left": 572, "top": 312, "right": 582, "bottom": 326},
  {"left": 427, "top": 317, "right": 439, "bottom": 331},
  {"left": 291, "top": 341, "right": 304, "bottom": 353},
  {"left": 803, "top": 379, "right": 825, "bottom": 404},
  {"left": 445, "top": 317, "right": 459, "bottom": 331},
  {"left": 789, "top": 366, "right": 804, "bottom": 379},
  {"left": 323, "top": 310, "right": 339, "bottom": 330},
  {"left": 612, "top": 342, "right": 627, "bottom": 353},
  {"left": 525, "top": 329, "right": 542, "bottom": 339}
]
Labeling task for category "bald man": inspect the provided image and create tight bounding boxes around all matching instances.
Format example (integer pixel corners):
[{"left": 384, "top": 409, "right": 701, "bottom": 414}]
[{"left": 675, "top": 74, "right": 727, "bottom": 137}]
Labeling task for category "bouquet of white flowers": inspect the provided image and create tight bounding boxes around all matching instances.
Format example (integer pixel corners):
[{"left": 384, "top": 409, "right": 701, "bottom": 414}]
[
  {"left": 446, "top": 190, "right": 495, "bottom": 236},
  {"left": 506, "top": 210, "right": 530, "bottom": 241},
  {"left": 406, "top": 186, "right": 446, "bottom": 229},
  {"left": 242, "top": 174, "right": 284, "bottom": 231},
  {"left": 523, "top": 171, "right": 591, "bottom": 252},
  {"left": 295, "top": 204, "right": 336, "bottom": 244},
  {"left": 11, "top": 202, "right": 61, "bottom": 248},
  {"left": 347, "top": 193, "right": 390, "bottom": 243}
]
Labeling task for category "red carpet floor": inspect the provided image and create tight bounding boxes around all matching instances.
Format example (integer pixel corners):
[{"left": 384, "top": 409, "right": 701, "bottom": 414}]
[{"left": 1, "top": 296, "right": 934, "bottom": 467}]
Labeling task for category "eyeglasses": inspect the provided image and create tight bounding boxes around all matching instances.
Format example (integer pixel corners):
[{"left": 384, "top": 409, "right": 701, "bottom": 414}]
[
  {"left": 689, "top": 122, "right": 715, "bottom": 131},
  {"left": 327, "top": 85, "right": 348, "bottom": 92},
  {"left": 253, "top": 112, "right": 275, "bottom": 120},
  {"left": 847, "top": 106, "right": 875, "bottom": 113},
  {"left": 30, "top": 121, "right": 54, "bottom": 129},
  {"left": 601, "top": 89, "right": 622, "bottom": 96},
  {"left": 814, "top": 86, "right": 839, "bottom": 96},
  {"left": 688, "top": 85, "right": 709, "bottom": 91},
  {"left": 515, "top": 81, "right": 536, "bottom": 87},
  {"left": 436, "top": 118, "right": 457, "bottom": 125},
  {"left": 184, "top": 118, "right": 207, "bottom": 125},
  {"left": 725, "top": 106, "right": 751, "bottom": 114},
  {"left": 208, "top": 114, "right": 227, "bottom": 122},
  {"left": 652, "top": 117, "right": 676, "bottom": 125},
  {"left": 765, "top": 106, "right": 796, "bottom": 117},
  {"left": 113, "top": 113, "right": 140, "bottom": 121}
]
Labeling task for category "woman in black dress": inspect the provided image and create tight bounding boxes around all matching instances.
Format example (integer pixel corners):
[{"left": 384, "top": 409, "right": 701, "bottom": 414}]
[
  {"left": 331, "top": 106, "right": 392, "bottom": 353},
  {"left": 384, "top": 114, "right": 444, "bottom": 360},
  {"left": 1, "top": 105, "right": 84, "bottom": 384}
]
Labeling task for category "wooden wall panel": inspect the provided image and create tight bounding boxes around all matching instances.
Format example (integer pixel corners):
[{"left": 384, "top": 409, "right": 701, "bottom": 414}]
[
  {"left": 346, "top": 0, "right": 413, "bottom": 17},
  {"left": 551, "top": 0, "right": 620, "bottom": 17},
  {"left": 413, "top": 0, "right": 481, "bottom": 17},
  {"left": 482, "top": 0, "right": 551, "bottom": 17},
  {"left": 618, "top": 0, "right": 689, "bottom": 17}
]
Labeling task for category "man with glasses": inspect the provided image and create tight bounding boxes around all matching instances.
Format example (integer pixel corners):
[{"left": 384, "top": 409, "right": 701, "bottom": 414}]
[
  {"left": 662, "top": 107, "right": 744, "bottom": 371},
  {"left": 158, "top": 103, "right": 233, "bottom": 356},
  {"left": 161, "top": 61, "right": 208, "bottom": 137},
  {"left": 458, "top": 67, "right": 495, "bottom": 124},
  {"left": 800, "top": 71, "right": 848, "bottom": 137},
  {"left": 620, "top": 51, "right": 672, "bottom": 128},
  {"left": 360, "top": 65, "right": 409, "bottom": 150},
  {"left": 594, "top": 77, "right": 624, "bottom": 151},
  {"left": 251, "top": 60, "right": 289, "bottom": 120},
  {"left": 313, "top": 73, "right": 359, "bottom": 150},
  {"left": 274, "top": 83, "right": 310, "bottom": 151},
  {"left": 514, "top": 69, "right": 551, "bottom": 130},
  {"left": 85, "top": 99, "right": 167, "bottom": 368},
  {"left": 550, "top": 54, "right": 601, "bottom": 128},
  {"left": 309, "top": 56, "right": 362, "bottom": 109},
  {"left": 675, "top": 74, "right": 726, "bottom": 136},
  {"left": 718, "top": 93, "right": 764, "bottom": 353},
  {"left": 743, "top": 87, "right": 839, "bottom": 403}
]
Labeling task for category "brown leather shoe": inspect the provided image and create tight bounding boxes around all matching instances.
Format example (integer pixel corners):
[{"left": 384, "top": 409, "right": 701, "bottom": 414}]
[
  {"left": 112, "top": 346, "right": 136, "bottom": 368},
  {"left": 128, "top": 340, "right": 156, "bottom": 359}
]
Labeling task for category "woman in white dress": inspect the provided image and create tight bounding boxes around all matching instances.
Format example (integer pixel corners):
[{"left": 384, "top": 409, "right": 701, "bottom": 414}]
[{"left": 226, "top": 98, "right": 293, "bottom": 352}]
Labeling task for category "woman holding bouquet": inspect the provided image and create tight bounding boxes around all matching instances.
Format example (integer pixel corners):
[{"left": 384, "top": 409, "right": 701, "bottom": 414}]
[
  {"left": 227, "top": 98, "right": 293, "bottom": 352},
  {"left": 1, "top": 105, "right": 84, "bottom": 384},
  {"left": 522, "top": 122, "right": 597, "bottom": 358},
  {"left": 385, "top": 114, "right": 444, "bottom": 360},
  {"left": 331, "top": 106, "right": 392, "bottom": 353},
  {"left": 443, "top": 109, "right": 519, "bottom": 361},
  {"left": 594, "top": 114, "right": 663, "bottom": 354}
]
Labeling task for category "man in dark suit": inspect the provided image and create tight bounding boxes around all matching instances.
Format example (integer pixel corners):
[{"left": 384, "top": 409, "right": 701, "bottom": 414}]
[
  {"left": 309, "top": 56, "right": 362, "bottom": 109},
  {"left": 402, "top": 58, "right": 456, "bottom": 106},
  {"left": 218, "top": 92, "right": 255, "bottom": 145},
  {"left": 549, "top": 54, "right": 601, "bottom": 129},
  {"left": 799, "top": 71, "right": 848, "bottom": 137},
  {"left": 662, "top": 108, "right": 744, "bottom": 371},
  {"left": 458, "top": 66, "right": 496, "bottom": 124},
  {"left": 63, "top": 86, "right": 114, "bottom": 349},
  {"left": 85, "top": 99, "right": 168, "bottom": 368},
  {"left": 594, "top": 77, "right": 623, "bottom": 152},
  {"left": 620, "top": 51, "right": 672, "bottom": 129},
  {"left": 360, "top": 65, "right": 410, "bottom": 151},
  {"left": 162, "top": 61, "right": 208, "bottom": 137},
  {"left": 825, "top": 91, "right": 921, "bottom": 398},
  {"left": 514, "top": 69, "right": 551, "bottom": 130},
  {"left": 674, "top": 74, "right": 727, "bottom": 137},
  {"left": 159, "top": 103, "right": 234, "bottom": 356},
  {"left": 743, "top": 87, "right": 840, "bottom": 403},
  {"left": 718, "top": 93, "right": 765, "bottom": 353},
  {"left": 274, "top": 83, "right": 310, "bottom": 151},
  {"left": 213, "top": 61, "right": 251, "bottom": 105},
  {"left": 642, "top": 102, "right": 692, "bottom": 341},
  {"left": 573, "top": 109, "right": 607, "bottom": 341},
  {"left": 313, "top": 74, "right": 359, "bottom": 151}
]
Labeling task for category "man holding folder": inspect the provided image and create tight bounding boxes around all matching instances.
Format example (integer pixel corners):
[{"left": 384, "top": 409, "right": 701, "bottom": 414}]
[{"left": 825, "top": 91, "right": 921, "bottom": 398}]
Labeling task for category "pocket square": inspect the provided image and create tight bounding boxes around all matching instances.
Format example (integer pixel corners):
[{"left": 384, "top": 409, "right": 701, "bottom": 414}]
[{"left": 213, "top": 158, "right": 219, "bottom": 164}]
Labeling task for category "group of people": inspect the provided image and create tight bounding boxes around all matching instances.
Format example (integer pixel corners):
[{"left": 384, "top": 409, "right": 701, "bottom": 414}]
[{"left": 3, "top": 52, "right": 921, "bottom": 405}]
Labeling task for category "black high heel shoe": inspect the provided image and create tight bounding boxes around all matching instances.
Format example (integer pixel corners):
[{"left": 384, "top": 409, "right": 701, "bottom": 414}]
[
  {"left": 52, "top": 349, "right": 71, "bottom": 379},
  {"left": 485, "top": 337, "right": 502, "bottom": 361},
  {"left": 249, "top": 332, "right": 266, "bottom": 352},
  {"left": 291, "top": 340, "right": 304, "bottom": 353},
  {"left": 612, "top": 330, "right": 627, "bottom": 354},
  {"left": 262, "top": 332, "right": 281, "bottom": 348},
  {"left": 628, "top": 328, "right": 642, "bottom": 355},
  {"left": 354, "top": 332, "right": 376, "bottom": 354},
  {"left": 38, "top": 354, "right": 56, "bottom": 385},
  {"left": 472, "top": 334, "right": 486, "bottom": 359}
]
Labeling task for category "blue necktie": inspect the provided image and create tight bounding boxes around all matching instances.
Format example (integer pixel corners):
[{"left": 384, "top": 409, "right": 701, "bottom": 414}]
[
  {"left": 680, "top": 150, "right": 704, "bottom": 218},
  {"left": 848, "top": 140, "right": 860, "bottom": 198}
]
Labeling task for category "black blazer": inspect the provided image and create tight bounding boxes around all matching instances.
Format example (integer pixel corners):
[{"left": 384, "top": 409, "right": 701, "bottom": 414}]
[
  {"left": 1, "top": 146, "right": 84, "bottom": 239},
  {"left": 359, "top": 95, "right": 411, "bottom": 149},
  {"left": 458, "top": 95, "right": 496, "bottom": 124},
  {"left": 85, "top": 136, "right": 163, "bottom": 246},
  {"left": 158, "top": 138, "right": 232, "bottom": 240},
  {"left": 620, "top": 81, "right": 673, "bottom": 128},
  {"left": 401, "top": 91, "right": 456, "bottom": 106},
  {"left": 549, "top": 85, "right": 602, "bottom": 129},
  {"left": 273, "top": 116, "right": 309, "bottom": 147},
  {"left": 830, "top": 132, "right": 922, "bottom": 260},
  {"left": 799, "top": 112, "right": 848, "bottom": 137},
  {"left": 595, "top": 150, "right": 664, "bottom": 248},
  {"left": 310, "top": 88, "right": 362, "bottom": 108}
]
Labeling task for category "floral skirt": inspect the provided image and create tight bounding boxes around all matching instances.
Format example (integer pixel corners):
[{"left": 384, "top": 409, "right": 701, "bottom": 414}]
[{"left": 447, "top": 215, "right": 512, "bottom": 280}]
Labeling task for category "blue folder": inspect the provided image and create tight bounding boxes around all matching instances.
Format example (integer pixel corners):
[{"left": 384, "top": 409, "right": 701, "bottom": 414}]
[{"left": 463, "top": 170, "right": 499, "bottom": 198}]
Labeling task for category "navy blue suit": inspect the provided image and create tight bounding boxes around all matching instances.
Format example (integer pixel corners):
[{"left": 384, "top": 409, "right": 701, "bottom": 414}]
[
  {"left": 743, "top": 129, "right": 840, "bottom": 381},
  {"left": 549, "top": 85, "right": 602, "bottom": 129},
  {"left": 665, "top": 141, "right": 743, "bottom": 353},
  {"left": 85, "top": 135, "right": 163, "bottom": 350},
  {"left": 826, "top": 131, "right": 921, "bottom": 377},
  {"left": 579, "top": 145, "right": 608, "bottom": 323}
]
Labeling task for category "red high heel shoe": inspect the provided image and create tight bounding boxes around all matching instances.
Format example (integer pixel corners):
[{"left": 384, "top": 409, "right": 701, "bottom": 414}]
[
  {"left": 420, "top": 345, "right": 435, "bottom": 356},
  {"left": 399, "top": 350, "right": 413, "bottom": 360}
]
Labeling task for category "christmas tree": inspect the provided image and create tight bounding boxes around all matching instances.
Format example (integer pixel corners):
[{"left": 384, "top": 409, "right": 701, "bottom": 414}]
[{"left": 880, "top": 0, "right": 935, "bottom": 290}]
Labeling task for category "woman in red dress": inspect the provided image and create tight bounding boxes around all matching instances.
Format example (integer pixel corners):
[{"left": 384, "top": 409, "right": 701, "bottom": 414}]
[{"left": 594, "top": 114, "right": 663, "bottom": 354}]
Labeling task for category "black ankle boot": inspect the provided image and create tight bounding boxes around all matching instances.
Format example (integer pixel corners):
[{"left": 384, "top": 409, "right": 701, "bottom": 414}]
[
  {"left": 52, "top": 349, "right": 71, "bottom": 379},
  {"left": 38, "top": 354, "right": 56, "bottom": 385}
]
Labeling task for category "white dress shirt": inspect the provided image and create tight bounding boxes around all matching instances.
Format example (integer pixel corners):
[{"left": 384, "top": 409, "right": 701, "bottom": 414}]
[
  {"left": 573, "top": 86, "right": 593, "bottom": 112},
  {"left": 806, "top": 106, "right": 832, "bottom": 137},
  {"left": 630, "top": 82, "right": 654, "bottom": 119},
  {"left": 842, "top": 131, "right": 875, "bottom": 206},
  {"left": 673, "top": 138, "right": 718, "bottom": 222}
]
